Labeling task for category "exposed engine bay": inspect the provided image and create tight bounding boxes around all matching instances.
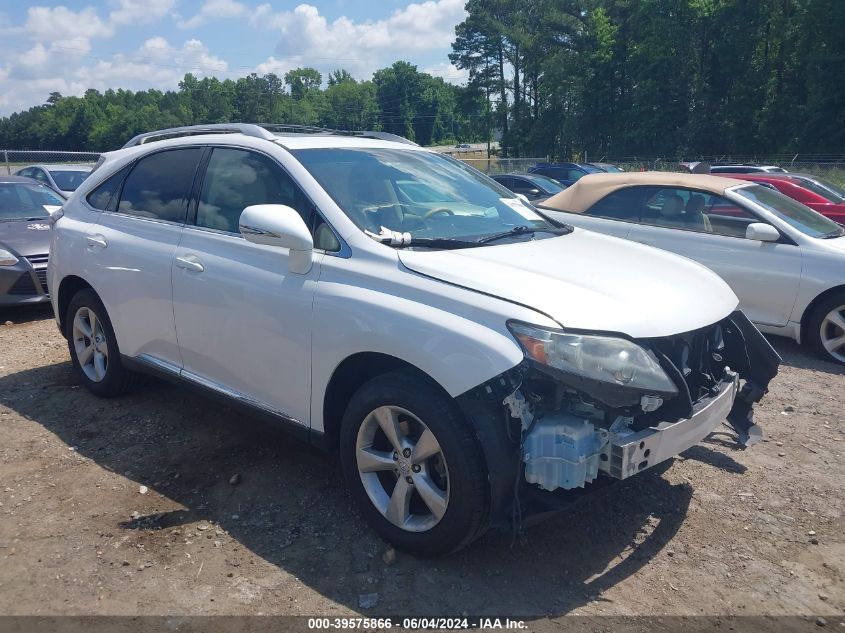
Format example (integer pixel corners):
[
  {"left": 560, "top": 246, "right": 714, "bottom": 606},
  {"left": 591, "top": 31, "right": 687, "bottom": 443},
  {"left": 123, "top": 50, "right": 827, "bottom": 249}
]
[{"left": 461, "top": 311, "right": 780, "bottom": 498}]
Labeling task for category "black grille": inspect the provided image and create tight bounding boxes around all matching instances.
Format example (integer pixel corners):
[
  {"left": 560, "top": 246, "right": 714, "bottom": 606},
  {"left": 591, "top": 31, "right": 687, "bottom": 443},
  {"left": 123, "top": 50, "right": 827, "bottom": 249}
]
[
  {"left": 35, "top": 268, "right": 48, "bottom": 292},
  {"left": 24, "top": 255, "right": 49, "bottom": 295},
  {"left": 635, "top": 320, "right": 732, "bottom": 427},
  {"left": 7, "top": 273, "right": 38, "bottom": 296},
  {"left": 655, "top": 322, "right": 728, "bottom": 402}
]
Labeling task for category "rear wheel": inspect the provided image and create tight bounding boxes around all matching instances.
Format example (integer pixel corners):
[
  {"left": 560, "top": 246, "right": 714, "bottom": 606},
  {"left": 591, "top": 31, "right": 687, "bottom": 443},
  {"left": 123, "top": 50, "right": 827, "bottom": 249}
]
[
  {"left": 66, "top": 288, "right": 137, "bottom": 396},
  {"left": 339, "top": 369, "right": 489, "bottom": 556},
  {"left": 807, "top": 291, "right": 845, "bottom": 365}
]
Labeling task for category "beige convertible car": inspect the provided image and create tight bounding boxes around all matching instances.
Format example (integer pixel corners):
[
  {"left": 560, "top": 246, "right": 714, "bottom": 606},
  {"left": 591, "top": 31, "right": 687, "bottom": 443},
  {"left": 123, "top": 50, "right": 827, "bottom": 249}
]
[{"left": 539, "top": 172, "right": 845, "bottom": 364}]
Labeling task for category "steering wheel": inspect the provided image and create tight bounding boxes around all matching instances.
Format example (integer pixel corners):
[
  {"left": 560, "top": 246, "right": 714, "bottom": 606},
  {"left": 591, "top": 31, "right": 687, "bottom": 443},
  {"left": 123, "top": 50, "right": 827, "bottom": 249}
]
[{"left": 423, "top": 207, "right": 455, "bottom": 220}]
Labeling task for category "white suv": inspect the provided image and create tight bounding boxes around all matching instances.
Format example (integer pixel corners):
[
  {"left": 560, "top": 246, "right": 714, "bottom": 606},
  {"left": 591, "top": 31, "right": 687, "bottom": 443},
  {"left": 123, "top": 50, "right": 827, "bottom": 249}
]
[{"left": 48, "top": 124, "right": 780, "bottom": 555}]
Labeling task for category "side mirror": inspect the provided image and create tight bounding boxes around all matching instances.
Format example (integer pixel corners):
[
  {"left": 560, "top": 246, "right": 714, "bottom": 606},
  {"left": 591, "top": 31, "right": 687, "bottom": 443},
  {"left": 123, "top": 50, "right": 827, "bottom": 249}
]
[
  {"left": 745, "top": 222, "right": 780, "bottom": 242},
  {"left": 528, "top": 188, "right": 541, "bottom": 196},
  {"left": 239, "top": 204, "right": 314, "bottom": 274},
  {"left": 45, "top": 205, "right": 64, "bottom": 226}
]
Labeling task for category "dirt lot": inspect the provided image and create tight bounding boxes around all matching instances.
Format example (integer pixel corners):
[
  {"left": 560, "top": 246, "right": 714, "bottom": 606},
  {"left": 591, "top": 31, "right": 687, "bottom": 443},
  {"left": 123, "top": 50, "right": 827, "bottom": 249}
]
[{"left": 0, "top": 306, "right": 843, "bottom": 626}]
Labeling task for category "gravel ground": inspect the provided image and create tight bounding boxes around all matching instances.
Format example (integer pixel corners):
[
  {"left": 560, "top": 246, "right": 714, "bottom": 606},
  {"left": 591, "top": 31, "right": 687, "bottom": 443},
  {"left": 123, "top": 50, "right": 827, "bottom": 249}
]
[{"left": 0, "top": 306, "right": 843, "bottom": 626}]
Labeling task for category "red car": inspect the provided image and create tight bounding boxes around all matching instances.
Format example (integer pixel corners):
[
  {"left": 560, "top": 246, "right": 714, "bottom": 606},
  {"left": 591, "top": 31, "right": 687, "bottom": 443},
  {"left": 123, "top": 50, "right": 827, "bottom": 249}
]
[{"left": 720, "top": 172, "right": 845, "bottom": 224}]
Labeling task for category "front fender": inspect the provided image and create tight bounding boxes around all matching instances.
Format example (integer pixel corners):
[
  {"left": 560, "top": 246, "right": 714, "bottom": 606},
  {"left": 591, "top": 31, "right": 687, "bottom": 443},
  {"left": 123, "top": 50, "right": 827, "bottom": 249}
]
[{"left": 309, "top": 259, "right": 556, "bottom": 433}]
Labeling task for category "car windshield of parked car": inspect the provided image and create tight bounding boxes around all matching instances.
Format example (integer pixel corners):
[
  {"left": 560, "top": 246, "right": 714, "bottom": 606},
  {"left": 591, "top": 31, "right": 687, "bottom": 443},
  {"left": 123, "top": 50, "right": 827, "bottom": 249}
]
[
  {"left": 293, "top": 148, "right": 558, "bottom": 245},
  {"left": 796, "top": 177, "right": 845, "bottom": 203},
  {"left": 0, "top": 182, "right": 63, "bottom": 220},
  {"left": 49, "top": 169, "right": 90, "bottom": 191},
  {"left": 581, "top": 164, "right": 604, "bottom": 174},
  {"left": 528, "top": 175, "right": 566, "bottom": 193},
  {"left": 734, "top": 184, "right": 845, "bottom": 238}
]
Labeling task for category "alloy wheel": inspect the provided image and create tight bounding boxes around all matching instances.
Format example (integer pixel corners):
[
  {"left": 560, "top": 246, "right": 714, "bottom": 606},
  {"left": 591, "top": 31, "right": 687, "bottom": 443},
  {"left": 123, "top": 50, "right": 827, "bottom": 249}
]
[
  {"left": 355, "top": 405, "right": 450, "bottom": 532},
  {"left": 820, "top": 304, "right": 845, "bottom": 363},
  {"left": 72, "top": 306, "right": 109, "bottom": 382}
]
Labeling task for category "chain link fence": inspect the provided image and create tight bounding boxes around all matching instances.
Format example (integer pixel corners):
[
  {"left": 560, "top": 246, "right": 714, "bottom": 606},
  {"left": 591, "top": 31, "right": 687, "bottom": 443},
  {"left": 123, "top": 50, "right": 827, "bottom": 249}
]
[
  {"left": 1, "top": 150, "right": 101, "bottom": 176},
  {"left": 457, "top": 158, "right": 547, "bottom": 175},
  {"left": 596, "top": 156, "right": 845, "bottom": 186},
  {"left": 458, "top": 155, "right": 845, "bottom": 185}
]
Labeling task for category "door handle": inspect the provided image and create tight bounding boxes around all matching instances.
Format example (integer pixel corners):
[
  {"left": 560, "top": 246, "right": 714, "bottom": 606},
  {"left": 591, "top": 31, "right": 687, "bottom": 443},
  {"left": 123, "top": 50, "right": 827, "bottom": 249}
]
[
  {"left": 175, "top": 255, "right": 205, "bottom": 273},
  {"left": 85, "top": 234, "right": 107, "bottom": 249}
]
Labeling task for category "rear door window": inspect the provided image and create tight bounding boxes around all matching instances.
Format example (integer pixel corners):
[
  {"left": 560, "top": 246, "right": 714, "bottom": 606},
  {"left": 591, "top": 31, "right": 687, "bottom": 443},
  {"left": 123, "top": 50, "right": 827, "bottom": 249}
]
[
  {"left": 640, "top": 187, "right": 759, "bottom": 238},
  {"left": 116, "top": 148, "right": 203, "bottom": 223},
  {"left": 87, "top": 164, "right": 132, "bottom": 211}
]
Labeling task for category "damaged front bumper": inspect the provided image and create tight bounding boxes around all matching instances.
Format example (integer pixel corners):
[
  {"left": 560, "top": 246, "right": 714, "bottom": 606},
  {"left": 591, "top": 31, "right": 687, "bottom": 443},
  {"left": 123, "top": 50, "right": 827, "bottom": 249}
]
[
  {"left": 457, "top": 310, "right": 781, "bottom": 518},
  {"left": 606, "top": 371, "right": 738, "bottom": 480}
]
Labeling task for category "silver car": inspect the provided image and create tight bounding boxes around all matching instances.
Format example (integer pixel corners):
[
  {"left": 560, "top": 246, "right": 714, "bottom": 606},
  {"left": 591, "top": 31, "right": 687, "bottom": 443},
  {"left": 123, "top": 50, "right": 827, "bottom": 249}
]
[
  {"left": 0, "top": 175, "right": 64, "bottom": 305},
  {"left": 540, "top": 172, "right": 845, "bottom": 364},
  {"left": 15, "top": 164, "right": 93, "bottom": 196}
]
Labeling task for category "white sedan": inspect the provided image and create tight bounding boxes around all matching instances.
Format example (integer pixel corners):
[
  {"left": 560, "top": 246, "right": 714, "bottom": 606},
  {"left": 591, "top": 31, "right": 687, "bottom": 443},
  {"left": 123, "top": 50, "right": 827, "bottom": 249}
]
[{"left": 540, "top": 172, "right": 845, "bottom": 364}]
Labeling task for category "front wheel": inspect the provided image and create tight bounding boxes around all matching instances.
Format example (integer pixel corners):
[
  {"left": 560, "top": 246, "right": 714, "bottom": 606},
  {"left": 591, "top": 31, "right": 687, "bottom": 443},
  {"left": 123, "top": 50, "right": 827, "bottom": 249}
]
[
  {"left": 339, "top": 370, "right": 489, "bottom": 556},
  {"left": 807, "top": 291, "right": 845, "bottom": 365}
]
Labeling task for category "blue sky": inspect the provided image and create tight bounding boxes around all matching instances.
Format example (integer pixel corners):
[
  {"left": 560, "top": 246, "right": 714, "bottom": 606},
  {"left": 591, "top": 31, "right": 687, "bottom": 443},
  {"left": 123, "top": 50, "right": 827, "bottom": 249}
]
[{"left": 0, "top": 0, "right": 468, "bottom": 115}]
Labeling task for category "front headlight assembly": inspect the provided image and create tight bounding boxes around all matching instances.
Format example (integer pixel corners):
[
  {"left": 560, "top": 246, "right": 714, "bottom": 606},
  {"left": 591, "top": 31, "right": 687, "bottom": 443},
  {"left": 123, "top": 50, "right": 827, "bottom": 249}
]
[
  {"left": 508, "top": 322, "right": 678, "bottom": 396},
  {"left": 0, "top": 247, "right": 19, "bottom": 267}
]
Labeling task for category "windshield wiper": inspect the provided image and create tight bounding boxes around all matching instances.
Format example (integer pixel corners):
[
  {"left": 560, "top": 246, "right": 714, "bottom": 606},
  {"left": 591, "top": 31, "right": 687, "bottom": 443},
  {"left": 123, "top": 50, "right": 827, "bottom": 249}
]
[
  {"left": 394, "top": 237, "right": 483, "bottom": 249},
  {"left": 365, "top": 227, "right": 481, "bottom": 250},
  {"left": 819, "top": 227, "right": 845, "bottom": 239},
  {"left": 366, "top": 224, "right": 570, "bottom": 250},
  {"left": 476, "top": 225, "right": 571, "bottom": 244}
]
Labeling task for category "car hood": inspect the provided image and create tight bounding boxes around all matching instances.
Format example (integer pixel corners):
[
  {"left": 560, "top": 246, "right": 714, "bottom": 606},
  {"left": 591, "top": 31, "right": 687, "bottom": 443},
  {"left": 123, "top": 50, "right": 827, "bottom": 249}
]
[
  {"left": 810, "top": 234, "right": 845, "bottom": 253},
  {"left": 0, "top": 219, "right": 52, "bottom": 257},
  {"left": 397, "top": 228, "right": 739, "bottom": 339}
]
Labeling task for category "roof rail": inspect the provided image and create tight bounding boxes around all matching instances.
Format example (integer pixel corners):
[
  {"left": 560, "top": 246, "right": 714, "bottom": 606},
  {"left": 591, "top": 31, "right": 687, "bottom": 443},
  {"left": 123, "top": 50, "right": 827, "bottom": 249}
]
[
  {"left": 340, "top": 130, "right": 418, "bottom": 146},
  {"left": 257, "top": 123, "right": 334, "bottom": 135},
  {"left": 121, "top": 122, "right": 418, "bottom": 149},
  {"left": 122, "top": 123, "right": 277, "bottom": 148}
]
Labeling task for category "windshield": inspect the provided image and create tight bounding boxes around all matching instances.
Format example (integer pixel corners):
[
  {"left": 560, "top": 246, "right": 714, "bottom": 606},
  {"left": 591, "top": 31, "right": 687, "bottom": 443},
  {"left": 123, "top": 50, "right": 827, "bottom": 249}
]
[
  {"left": 49, "top": 169, "right": 90, "bottom": 191},
  {"left": 0, "top": 182, "right": 64, "bottom": 220},
  {"left": 581, "top": 164, "right": 604, "bottom": 174},
  {"left": 292, "top": 148, "right": 557, "bottom": 245},
  {"left": 734, "top": 184, "right": 845, "bottom": 238},
  {"left": 528, "top": 175, "right": 566, "bottom": 193},
  {"left": 796, "top": 177, "right": 845, "bottom": 203}
]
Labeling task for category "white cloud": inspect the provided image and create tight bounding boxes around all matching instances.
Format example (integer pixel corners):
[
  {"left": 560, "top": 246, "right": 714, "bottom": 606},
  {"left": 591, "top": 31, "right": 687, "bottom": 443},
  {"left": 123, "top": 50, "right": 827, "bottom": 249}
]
[
  {"left": 254, "top": 56, "right": 300, "bottom": 78},
  {"left": 109, "top": 0, "right": 177, "bottom": 26},
  {"left": 423, "top": 62, "right": 468, "bottom": 85},
  {"left": 0, "top": 0, "right": 469, "bottom": 116},
  {"left": 23, "top": 6, "right": 114, "bottom": 40},
  {"left": 179, "top": 0, "right": 246, "bottom": 29},
  {"left": 81, "top": 38, "right": 229, "bottom": 86},
  {"left": 250, "top": 0, "right": 466, "bottom": 78},
  {"left": 0, "top": 37, "right": 229, "bottom": 114}
]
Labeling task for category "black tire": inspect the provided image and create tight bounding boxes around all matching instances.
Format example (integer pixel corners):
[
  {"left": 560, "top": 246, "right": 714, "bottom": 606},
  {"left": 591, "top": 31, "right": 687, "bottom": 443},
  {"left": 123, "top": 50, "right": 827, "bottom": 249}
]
[
  {"left": 806, "top": 290, "right": 845, "bottom": 366},
  {"left": 339, "top": 369, "right": 489, "bottom": 556},
  {"left": 65, "top": 288, "right": 137, "bottom": 396}
]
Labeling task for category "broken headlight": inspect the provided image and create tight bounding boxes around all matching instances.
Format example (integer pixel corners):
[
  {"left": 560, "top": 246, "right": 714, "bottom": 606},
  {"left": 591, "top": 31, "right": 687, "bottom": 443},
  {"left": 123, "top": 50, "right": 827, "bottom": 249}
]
[{"left": 508, "top": 322, "right": 678, "bottom": 395}]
